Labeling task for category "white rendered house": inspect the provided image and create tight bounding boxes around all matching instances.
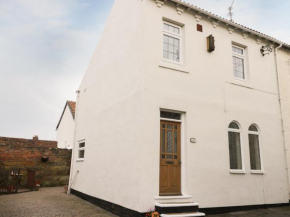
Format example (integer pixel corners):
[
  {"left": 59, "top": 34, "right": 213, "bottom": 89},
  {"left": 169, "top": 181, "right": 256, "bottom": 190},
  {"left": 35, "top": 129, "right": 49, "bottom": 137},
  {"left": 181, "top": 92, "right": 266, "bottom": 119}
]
[
  {"left": 56, "top": 101, "right": 76, "bottom": 149},
  {"left": 68, "top": 0, "right": 290, "bottom": 216}
]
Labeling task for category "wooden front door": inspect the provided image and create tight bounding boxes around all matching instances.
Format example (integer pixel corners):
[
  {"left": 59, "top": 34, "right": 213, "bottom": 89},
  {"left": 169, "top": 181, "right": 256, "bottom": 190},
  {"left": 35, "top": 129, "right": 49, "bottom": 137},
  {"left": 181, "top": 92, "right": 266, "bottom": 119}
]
[
  {"left": 27, "top": 170, "right": 35, "bottom": 190},
  {"left": 160, "top": 121, "right": 181, "bottom": 195}
]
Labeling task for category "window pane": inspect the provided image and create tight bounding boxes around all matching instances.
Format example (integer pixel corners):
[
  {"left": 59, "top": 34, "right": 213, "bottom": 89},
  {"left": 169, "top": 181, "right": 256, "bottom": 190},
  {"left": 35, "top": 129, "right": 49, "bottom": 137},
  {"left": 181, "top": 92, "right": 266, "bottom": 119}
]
[
  {"left": 163, "top": 35, "right": 168, "bottom": 43},
  {"left": 233, "top": 56, "right": 245, "bottom": 79},
  {"left": 229, "top": 122, "right": 239, "bottom": 129},
  {"left": 79, "top": 142, "right": 85, "bottom": 148},
  {"left": 163, "top": 23, "right": 169, "bottom": 31},
  {"left": 160, "top": 111, "right": 181, "bottom": 120},
  {"left": 163, "top": 35, "right": 180, "bottom": 62},
  {"left": 79, "top": 150, "right": 85, "bottom": 159},
  {"left": 249, "top": 125, "right": 258, "bottom": 132},
  {"left": 164, "top": 23, "right": 180, "bottom": 34},
  {"left": 249, "top": 134, "right": 261, "bottom": 170},
  {"left": 232, "top": 46, "right": 243, "bottom": 55},
  {"left": 162, "top": 130, "right": 165, "bottom": 153},
  {"left": 167, "top": 131, "right": 173, "bottom": 153},
  {"left": 228, "top": 132, "right": 242, "bottom": 170},
  {"left": 174, "top": 131, "right": 177, "bottom": 154}
]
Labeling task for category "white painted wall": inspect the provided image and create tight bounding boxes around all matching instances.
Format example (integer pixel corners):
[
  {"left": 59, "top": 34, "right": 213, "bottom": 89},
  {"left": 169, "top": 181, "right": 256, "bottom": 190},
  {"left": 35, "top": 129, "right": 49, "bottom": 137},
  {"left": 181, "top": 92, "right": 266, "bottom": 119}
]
[
  {"left": 57, "top": 105, "right": 75, "bottom": 149},
  {"left": 69, "top": 0, "right": 146, "bottom": 212},
  {"left": 277, "top": 48, "right": 290, "bottom": 198},
  {"left": 69, "top": 0, "right": 290, "bottom": 213}
]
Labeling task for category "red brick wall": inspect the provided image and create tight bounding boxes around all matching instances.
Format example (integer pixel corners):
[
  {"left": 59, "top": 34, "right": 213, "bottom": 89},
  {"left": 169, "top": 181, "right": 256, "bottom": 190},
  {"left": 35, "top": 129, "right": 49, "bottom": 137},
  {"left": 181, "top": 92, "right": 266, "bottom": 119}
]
[{"left": 0, "top": 136, "right": 71, "bottom": 188}]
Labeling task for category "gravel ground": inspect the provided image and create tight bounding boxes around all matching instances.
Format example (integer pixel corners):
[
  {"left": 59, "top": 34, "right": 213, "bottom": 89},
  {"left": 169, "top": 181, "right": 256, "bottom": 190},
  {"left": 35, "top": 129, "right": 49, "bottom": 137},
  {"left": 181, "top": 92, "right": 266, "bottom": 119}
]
[
  {"left": 0, "top": 187, "right": 116, "bottom": 217},
  {"left": 208, "top": 206, "right": 290, "bottom": 217},
  {"left": 0, "top": 187, "right": 289, "bottom": 217}
]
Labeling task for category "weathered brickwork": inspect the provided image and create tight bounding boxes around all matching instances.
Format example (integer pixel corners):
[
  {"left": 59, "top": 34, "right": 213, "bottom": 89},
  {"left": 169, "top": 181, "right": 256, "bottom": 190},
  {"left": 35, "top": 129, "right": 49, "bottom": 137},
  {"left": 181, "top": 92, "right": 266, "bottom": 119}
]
[{"left": 0, "top": 136, "right": 71, "bottom": 188}]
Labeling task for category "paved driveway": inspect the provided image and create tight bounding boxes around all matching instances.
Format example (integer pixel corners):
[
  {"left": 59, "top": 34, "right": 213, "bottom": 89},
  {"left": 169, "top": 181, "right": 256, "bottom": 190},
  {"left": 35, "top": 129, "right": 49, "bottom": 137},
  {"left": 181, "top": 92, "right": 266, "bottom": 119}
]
[
  {"left": 0, "top": 187, "right": 116, "bottom": 217},
  {"left": 0, "top": 187, "right": 289, "bottom": 217}
]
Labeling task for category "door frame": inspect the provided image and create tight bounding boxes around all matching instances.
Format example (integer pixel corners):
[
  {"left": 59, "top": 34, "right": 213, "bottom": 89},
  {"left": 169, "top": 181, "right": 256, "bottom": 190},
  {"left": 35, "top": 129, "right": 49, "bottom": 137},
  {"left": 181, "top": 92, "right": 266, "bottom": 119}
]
[{"left": 159, "top": 110, "right": 187, "bottom": 196}]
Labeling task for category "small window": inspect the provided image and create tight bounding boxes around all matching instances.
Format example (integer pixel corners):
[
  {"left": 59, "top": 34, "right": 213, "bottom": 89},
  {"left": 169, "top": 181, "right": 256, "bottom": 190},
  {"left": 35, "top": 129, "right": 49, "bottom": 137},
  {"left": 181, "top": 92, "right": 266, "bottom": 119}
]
[
  {"left": 160, "top": 111, "right": 181, "bottom": 120},
  {"left": 78, "top": 142, "right": 85, "bottom": 160},
  {"left": 163, "top": 22, "right": 181, "bottom": 63},
  {"left": 232, "top": 45, "right": 246, "bottom": 80},
  {"left": 248, "top": 125, "right": 262, "bottom": 171},
  {"left": 228, "top": 122, "right": 243, "bottom": 170}
]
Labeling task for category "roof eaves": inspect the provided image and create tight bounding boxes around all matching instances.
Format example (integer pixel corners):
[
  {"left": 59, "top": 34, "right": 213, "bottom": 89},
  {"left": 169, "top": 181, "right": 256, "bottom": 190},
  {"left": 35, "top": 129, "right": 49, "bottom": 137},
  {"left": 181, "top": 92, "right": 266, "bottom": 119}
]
[{"left": 169, "top": 0, "right": 290, "bottom": 49}]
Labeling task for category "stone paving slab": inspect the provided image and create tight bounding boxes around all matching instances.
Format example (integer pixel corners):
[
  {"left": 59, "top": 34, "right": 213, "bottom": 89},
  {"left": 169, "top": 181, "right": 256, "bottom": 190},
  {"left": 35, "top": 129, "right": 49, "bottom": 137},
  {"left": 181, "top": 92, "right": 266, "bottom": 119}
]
[{"left": 0, "top": 187, "right": 116, "bottom": 217}]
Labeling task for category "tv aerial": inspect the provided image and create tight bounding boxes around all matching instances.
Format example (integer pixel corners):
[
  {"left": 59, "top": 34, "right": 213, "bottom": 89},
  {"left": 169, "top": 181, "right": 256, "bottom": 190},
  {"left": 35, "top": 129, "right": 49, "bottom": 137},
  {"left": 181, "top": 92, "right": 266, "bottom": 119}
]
[{"left": 228, "top": 0, "right": 235, "bottom": 22}]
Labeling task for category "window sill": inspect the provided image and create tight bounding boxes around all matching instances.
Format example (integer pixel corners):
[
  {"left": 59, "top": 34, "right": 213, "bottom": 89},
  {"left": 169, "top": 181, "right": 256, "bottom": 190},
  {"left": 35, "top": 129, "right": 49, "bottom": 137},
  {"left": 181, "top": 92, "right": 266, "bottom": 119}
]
[
  {"left": 230, "top": 170, "right": 246, "bottom": 174},
  {"left": 76, "top": 159, "right": 84, "bottom": 162},
  {"left": 159, "top": 61, "right": 190, "bottom": 73},
  {"left": 227, "top": 80, "right": 253, "bottom": 89},
  {"left": 251, "top": 170, "right": 264, "bottom": 174}
]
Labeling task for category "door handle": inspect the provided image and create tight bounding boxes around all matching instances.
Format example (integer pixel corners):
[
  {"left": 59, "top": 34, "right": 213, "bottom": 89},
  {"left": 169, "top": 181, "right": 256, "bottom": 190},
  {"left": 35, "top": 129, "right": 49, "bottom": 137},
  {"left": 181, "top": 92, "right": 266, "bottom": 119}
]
[{"left": 178, "top": 161, "right": 182, "bottom": 165}]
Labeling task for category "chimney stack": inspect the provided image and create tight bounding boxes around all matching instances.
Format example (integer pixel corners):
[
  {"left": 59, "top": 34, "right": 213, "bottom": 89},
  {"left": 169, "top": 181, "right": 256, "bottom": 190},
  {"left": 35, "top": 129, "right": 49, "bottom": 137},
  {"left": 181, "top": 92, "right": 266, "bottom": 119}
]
[{"left": 33, "top": 135, "right": 39, "bottom": 143}]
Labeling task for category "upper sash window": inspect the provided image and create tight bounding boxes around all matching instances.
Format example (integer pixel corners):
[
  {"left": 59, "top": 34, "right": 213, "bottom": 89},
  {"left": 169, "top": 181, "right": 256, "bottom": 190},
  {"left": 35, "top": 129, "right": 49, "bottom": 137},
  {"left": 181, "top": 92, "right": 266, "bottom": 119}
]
[
  {"left": 163, "top": 22, "right": 182, "bottom": 63},
  {"left": 232, "top": 45, "right": 246, "bottom": 80}
]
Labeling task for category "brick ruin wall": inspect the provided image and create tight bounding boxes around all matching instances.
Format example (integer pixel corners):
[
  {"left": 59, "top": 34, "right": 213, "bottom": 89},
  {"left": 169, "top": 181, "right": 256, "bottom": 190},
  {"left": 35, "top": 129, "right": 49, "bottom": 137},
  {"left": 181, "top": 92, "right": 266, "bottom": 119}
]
[{"left": 0, "top": 136, "right": 71, "bottom": 188}]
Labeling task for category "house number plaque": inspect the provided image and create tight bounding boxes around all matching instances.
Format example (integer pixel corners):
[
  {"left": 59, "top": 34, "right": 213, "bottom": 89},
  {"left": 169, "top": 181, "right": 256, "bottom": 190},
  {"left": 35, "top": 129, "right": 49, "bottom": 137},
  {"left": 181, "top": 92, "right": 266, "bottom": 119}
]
[{"left": 190, "top": 138, "right": 196, "bottom": 143}]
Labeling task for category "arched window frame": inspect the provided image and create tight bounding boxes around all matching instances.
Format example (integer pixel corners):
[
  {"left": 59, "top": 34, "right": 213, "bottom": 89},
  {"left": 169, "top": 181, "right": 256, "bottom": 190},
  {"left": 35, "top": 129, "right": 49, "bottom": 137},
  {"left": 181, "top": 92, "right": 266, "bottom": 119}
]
[
  {"left": 248, "top": 124, "right": 264, "bottom": 174},
  {"left": 228, "top": 121, "right": 245, "bottom": 173}
]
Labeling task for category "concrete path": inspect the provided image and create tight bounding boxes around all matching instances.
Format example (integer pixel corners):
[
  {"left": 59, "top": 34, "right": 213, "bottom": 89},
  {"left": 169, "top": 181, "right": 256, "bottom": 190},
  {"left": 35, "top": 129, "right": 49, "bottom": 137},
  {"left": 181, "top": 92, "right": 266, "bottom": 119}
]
[{"left": 0, "top": 187, "right": 116, "bottom": 217}]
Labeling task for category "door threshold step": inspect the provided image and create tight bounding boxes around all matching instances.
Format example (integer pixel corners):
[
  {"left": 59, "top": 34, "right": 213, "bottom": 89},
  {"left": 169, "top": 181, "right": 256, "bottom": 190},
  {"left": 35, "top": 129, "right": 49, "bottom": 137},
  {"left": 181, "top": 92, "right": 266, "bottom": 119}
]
[
  {"left": 156, "top": 202, "right": 199, "bottom": 207},
  {"left": 160, "top": 212, "right": 205, "bottom": 217},
  {"left": 155, "top": 195, "right": 192, "bottom": 200}
]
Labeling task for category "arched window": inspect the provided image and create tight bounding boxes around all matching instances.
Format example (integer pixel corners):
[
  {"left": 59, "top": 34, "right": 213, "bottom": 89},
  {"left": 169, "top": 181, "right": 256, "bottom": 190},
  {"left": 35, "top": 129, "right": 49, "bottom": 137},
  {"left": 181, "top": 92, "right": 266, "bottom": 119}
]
[
  {"left": 248, "top": 125, "right": 262, "bottom": 171},
  {"left": 228, "top": 122, "right": 243, "bottom": 170}
]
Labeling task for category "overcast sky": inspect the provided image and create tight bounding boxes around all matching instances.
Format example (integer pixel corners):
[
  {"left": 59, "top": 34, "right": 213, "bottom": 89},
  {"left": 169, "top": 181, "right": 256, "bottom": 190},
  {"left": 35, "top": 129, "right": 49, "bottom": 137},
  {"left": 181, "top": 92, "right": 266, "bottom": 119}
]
[{"left": 0, "top": 0, "right": 289, "bottom": 141}]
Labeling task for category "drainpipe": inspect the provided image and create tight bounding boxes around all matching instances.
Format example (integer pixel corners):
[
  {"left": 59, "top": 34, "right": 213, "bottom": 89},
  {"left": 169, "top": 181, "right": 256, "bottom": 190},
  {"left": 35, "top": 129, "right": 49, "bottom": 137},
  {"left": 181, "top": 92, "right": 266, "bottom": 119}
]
[
  {"left": 67, "top": 90, "right": 80, "bottom": 194},
  {"left": 274, "top": 43, "right": 290, "bottom": 200}
]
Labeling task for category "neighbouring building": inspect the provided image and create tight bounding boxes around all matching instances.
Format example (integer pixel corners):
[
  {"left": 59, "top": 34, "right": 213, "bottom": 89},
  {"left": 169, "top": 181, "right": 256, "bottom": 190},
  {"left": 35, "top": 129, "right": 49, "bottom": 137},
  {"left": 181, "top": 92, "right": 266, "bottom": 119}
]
[
  {"left": 56, "top": 101, "right": 76, "bottom": 149},
  {"left": 0, "top": 136, "right": 71, "bottom": 189},
  {"left": 68, "top": 0, "right": 290, "bottom": 216}
]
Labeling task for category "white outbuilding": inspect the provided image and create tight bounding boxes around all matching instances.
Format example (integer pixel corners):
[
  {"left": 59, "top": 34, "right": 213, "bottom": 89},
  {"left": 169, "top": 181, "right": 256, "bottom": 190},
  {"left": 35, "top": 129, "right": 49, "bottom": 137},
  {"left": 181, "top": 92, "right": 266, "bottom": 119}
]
[{"left": 56, "top": 101, "right": 76, "bottom": 149}]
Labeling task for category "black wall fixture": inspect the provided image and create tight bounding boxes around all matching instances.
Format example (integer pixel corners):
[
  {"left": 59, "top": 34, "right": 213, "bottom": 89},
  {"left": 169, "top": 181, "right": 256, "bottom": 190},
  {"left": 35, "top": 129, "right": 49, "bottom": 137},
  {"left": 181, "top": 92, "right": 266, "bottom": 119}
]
[
  {"left": 207, "top": 35, "right": 215, "bottom": 52},
  {"left": 41, "top": 156, "right": 49, "bottom": 162},
  {"left": 260, "top": 45, "right": 273, "bottom": 56}
]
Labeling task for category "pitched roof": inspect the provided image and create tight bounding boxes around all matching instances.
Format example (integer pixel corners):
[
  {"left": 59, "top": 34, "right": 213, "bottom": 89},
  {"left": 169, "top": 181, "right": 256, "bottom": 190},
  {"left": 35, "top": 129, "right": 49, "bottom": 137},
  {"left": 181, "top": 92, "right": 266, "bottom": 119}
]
[
  {"left": 56, "top": 101, "right": 76, "bottom": 130},
  {"left": 67, "top": 101, "right": 76, "bottom": 119},
  {"left": 169, "top": 0, "right": 290, "bottom": 49}
]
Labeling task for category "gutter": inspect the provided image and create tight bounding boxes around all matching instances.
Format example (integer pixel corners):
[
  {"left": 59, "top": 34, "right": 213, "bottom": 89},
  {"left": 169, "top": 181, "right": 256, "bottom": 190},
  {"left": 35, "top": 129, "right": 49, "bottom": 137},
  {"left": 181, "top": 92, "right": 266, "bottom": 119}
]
[
  {"left": 67, "top": 90, "right": 80, "bottom": 194},
  {"left": 274, "top": 43, "right": 290, "bottom": 199}
]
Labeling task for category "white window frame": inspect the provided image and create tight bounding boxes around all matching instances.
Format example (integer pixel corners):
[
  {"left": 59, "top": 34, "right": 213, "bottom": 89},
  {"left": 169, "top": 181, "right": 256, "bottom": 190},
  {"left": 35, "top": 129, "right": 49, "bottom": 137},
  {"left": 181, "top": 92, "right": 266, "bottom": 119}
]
[
  {"left": 162, "top": 21, "right": 182, "bottom": 65},
  {"left": 228, "top": 121, "right": 245, "bottom": 174},
  {"left": 248, "top": 125, "right": 264, "bottom": 174},
  {"left": 77, "top": 141, "right": 85, "bottom": 161},
  {"left": 232, "top": 44, "right": 247, "bottom": 81}
]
